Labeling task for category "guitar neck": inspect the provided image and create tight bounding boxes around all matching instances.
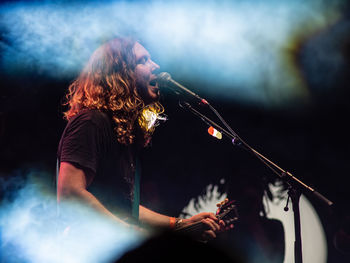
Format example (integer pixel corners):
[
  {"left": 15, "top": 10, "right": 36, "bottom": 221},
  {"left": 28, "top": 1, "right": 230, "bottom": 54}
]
[{"left": 174, "top": 220, "right": 206, "bottom": 235}]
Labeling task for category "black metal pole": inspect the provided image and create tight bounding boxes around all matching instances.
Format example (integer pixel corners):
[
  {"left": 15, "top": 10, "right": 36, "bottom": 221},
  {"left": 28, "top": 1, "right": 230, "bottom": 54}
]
[
  {"left": 179, "top": 99, "right": 333, "bottom": 263},
  {"left": 289, "top": 187, "right": 303, "bottom": 263}
]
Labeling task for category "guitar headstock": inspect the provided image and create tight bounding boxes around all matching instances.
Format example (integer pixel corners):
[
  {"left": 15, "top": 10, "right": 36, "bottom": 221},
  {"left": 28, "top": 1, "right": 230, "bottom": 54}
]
[{"left": 216, "top": 198, "right": 239, "bottom": 226}]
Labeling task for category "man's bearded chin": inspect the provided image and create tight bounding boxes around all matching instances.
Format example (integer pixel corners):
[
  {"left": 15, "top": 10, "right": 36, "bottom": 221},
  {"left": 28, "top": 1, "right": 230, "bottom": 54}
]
[
  {"left": 137, "top": 81, "right": 160, "bottom": 104},
  {"left": 136, "top": 83, "right": 152, "bottom": 104}
]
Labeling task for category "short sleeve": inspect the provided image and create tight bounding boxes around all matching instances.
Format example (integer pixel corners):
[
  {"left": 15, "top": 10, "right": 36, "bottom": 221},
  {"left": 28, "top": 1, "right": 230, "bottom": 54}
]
[{"left": 59, "top": 113, "right": 101, "bottom": 174}]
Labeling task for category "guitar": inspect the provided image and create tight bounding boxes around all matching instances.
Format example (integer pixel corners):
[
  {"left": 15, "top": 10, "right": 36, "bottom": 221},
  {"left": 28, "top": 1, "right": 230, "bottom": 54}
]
[{"left": 174, "top": 199, "right": 239, "bottom": 238}]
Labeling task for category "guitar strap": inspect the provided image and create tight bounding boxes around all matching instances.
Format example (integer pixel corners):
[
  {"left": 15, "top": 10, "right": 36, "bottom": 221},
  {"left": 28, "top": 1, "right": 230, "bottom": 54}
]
[
  {"left": 56, "top": 158, "right": 60, "bottom": 216},
  {"left": 131, "top": 157, "right": 141, "bottom": 220},
  {"left": 56, "top": 158, "right": 59, "bottom": 192}
]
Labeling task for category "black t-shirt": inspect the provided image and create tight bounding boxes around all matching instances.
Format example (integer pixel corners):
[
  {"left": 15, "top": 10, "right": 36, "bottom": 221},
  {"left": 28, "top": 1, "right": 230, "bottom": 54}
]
[{"left": 57, "top": 109, "right": 137, "bottom": 220}]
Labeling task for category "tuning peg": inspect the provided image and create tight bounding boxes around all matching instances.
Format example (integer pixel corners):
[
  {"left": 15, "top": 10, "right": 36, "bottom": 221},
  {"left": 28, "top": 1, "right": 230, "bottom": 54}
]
[{"left": 217, "top": 198, "right": 230, "bottom": 207}]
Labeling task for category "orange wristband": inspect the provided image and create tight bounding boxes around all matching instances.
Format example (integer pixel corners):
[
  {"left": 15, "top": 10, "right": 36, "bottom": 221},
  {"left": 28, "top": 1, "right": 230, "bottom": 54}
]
[{"left": 169, "top": 217, "right": 176, "bottom": 228}]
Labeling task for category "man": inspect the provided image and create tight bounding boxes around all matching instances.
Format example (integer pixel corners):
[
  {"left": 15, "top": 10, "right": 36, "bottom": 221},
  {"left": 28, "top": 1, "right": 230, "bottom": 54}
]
[{"left": 57, "top": 37, "right": 223, "bottom": 240}]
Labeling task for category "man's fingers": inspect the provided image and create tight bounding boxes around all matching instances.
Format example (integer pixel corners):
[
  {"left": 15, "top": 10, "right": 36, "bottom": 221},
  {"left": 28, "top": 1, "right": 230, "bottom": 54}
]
[
  {"left": 219, "top": 219, "right": 226, "bottom": 227},
  {"left": 208, "top": 213, "right": 218, "bottom": 221},
  {"left": 202, "top": 218, "right": 220, "bottom": 232}
]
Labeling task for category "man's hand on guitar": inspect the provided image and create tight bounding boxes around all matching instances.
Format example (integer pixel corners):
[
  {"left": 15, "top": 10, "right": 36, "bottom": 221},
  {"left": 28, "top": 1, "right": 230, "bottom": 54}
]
[
  {"left": 173, "top": 199, "right": 237, "bottom": 242},
  {"left": 183, "top": 212, "right": 225, "bottom": 241}
]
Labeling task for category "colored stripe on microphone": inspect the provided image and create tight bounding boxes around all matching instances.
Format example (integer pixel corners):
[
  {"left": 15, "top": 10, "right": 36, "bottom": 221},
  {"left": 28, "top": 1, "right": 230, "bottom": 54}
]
[{"left": 208, "top": 126, "right": 222, "bottom": 139}]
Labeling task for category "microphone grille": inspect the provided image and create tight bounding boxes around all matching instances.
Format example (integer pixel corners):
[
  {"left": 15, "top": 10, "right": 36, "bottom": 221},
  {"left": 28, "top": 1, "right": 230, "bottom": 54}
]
[{"left": 157, "top": 72, "right": 171, "bottom": 87}]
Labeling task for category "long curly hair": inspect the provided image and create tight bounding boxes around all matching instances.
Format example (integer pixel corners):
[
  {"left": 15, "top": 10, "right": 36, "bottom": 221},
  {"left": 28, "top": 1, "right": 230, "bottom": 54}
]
[{"left": 63, "top": 37, "right": 160, "bottom": 145}]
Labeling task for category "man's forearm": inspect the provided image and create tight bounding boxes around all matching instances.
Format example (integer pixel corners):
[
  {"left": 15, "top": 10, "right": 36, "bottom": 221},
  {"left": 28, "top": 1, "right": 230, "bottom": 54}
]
[
  {"left": 60, "top": 187, "right": 130, "bottom": 228},
  {"left": 79, "top": 189, "right": 128, "bottom": 225},
  {"left": 139, "top": 205, "right": 173, "bottom": 227},
  {"left": 58, "top": 162, "right": 129, "bottom": 227}
]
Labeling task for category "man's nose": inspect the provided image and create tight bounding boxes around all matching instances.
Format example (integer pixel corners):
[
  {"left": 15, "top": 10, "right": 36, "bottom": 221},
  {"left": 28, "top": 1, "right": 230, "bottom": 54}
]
[{"left": 151, "top": 60, "right": 160, "bottom": 71}]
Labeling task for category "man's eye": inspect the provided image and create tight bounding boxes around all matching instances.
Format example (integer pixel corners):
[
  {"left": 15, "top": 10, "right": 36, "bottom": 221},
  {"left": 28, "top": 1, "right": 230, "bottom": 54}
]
[{"left": 138, "top": 57, "right": 147, "bottom": 64}]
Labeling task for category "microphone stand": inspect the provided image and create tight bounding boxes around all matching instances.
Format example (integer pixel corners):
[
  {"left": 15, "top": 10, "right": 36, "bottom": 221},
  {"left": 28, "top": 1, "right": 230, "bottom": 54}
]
[{"left": 179, "top": 100, "right": 333, "bottom": 263}]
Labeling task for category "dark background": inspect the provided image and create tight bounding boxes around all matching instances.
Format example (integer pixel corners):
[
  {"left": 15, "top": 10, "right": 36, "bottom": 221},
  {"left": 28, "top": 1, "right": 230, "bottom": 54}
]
[{"left": 1, "top": 1, "right": 350, "bottom": 263}]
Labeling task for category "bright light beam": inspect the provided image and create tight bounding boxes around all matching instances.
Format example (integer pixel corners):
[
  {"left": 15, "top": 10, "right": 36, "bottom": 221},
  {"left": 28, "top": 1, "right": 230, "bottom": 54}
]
[
  {"left": 0, "top": 0, "right": 345, "bottom": 105},
  {"left": 0, "top": 172, "right": 144, "bottom": 263}
]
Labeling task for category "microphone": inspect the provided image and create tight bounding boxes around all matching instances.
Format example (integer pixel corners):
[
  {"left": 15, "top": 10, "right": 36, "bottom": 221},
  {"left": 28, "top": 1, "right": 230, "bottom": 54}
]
[{"left": 156, "top": 72, "right": 208, "bottom": 105}]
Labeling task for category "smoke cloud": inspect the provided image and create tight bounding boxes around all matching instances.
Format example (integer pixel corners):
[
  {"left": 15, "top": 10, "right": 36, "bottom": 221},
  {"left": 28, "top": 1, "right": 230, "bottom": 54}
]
[
  {"left": 0, "top": 0, "right": 345, "bottom": 105},
  {"left": 0, "top": 170, "right": 143, "bottom": 263}
]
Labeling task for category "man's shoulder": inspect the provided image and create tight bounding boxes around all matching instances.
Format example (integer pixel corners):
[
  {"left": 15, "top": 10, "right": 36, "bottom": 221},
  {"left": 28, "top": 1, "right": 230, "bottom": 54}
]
[{"left": 70, "top": 109, "right": 111, "bottom": 127}]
